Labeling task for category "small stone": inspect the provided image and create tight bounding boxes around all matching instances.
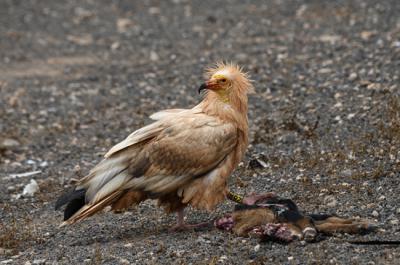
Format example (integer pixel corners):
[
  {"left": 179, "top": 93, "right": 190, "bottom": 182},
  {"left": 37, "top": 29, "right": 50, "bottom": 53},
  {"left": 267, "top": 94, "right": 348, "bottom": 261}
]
[
  {"left": 148, "top": 7, "right": 160, "bottom": 15},
  {"left": 110, "top": 42, "right": 120, "bottom": 50},
  {"left": 389, "top": 219, "right": 399, "bottom": 225},
  {"left": 254, "top": 244, "right": 260, "bottom": 252},
  {"left": 119, "top": 258, "right": 129, "bottom": 264},
  {"left": 378, "top": 195, "right": 385, "bottom": 201},
  {"left": 39, "top": 161, "right": 48, "bottom": 168},
  {"left": 67, "top": 34, "right": 93, "bottom": 46},
  {"left": 117, "top": 18, "right": 133, "bottom": 33},
  {"left": 1, "top": 260, "right": 13, "bottom": 264},
  {"left": 288, "top": 256, "right": 294, "bottom": 261},
  {"left": 396, "top": 208, "right": 400, "bottom": 214},
  {"left": 349, "top": 72, "right": 358, "bottom": 81},
  {"left": 318, "top": 68, "right": 331, "bottom": 74},
  {"left": 150, "top": 51, "right": 159, "bottom": 61},
  {"left": 371, "top": 210, "right": 379, "bottom": 217},
  {"left": 324, "top": 195, "right": 337, "bottom": 207},
  {"left": 26, "top": 159, "right": 36, "bottom": 165},
  {"left": 347, "top": 113, "right": 356, "bottom": 119},
  {"left": 22, "top": 179, "right": 39, "bottom": 197},
  {"left": 341, "top": 169, "right": 352, "bottom": 177},
  {"left": 360, "top": 31, "right": 374, "bottom": 40},
  {"left": 333, "top": 102, "right": 343, "bottom": 108},
  {"left": 319, "top": 35, "right": 341, "bottom": 44},
  {"left": 0, "top": 138, "right": 20, "bottom": 150},
  {"left": 7, "top": 186, "right": 16, "bottom": 192}
]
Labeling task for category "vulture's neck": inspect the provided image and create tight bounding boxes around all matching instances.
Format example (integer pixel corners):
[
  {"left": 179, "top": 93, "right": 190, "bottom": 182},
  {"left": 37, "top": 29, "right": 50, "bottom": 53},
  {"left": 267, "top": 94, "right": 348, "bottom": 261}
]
[{"left": 199, "top": 91, "right": 249, "bottom": 132}]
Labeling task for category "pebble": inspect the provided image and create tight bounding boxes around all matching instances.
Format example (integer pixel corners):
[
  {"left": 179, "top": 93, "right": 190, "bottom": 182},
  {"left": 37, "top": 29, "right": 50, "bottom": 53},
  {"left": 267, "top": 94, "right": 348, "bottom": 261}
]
[
  {"left": 349, "top": 72, "right": 358, "bottom": 81},
  {"left": 341, "top": 169, "right": 352, "bottom": 177},
  {"left": 150, "top": 51, "right": 159, "bottom": 61},
  {"left": 7, "top": 186, "right": 16, "bottom": 192},
  {"left": 39, "top": 161, "right": 48, "bottom": 168},
  {"left": 347, "top": 113, "right": 356, "bottom": 119},
  {"left": 389, "top": 219, "right": 399, "bottom": 225},
  {"left": 22, "top": 179, "right": 39, "bottom": 197},
  {"left": 119, "top": 258, "right": 130, "bottom": 264},
  {"left": 371, "top": 210, "right": 379, "bottom": 217},
  {"left": 0, "top": 138, "right": 20, "bottom": 149},
  {"left": 324, "top": 195, "right": 337, "bottom": 207},
  {"left": 116, "top": 18, "right": 133, "bottom": 33},
  {"left": 254, "top": 244, "right": 260, "bottom": 252},
  {"left": 110, "top": 42, "right": 120, "bottom": 50}
]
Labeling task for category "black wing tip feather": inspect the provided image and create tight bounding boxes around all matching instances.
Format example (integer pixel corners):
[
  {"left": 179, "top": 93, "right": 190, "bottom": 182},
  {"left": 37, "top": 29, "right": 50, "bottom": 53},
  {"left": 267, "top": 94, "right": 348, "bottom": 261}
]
[{"left": 55, "top": 189, "right": 87, "bottom": 220}]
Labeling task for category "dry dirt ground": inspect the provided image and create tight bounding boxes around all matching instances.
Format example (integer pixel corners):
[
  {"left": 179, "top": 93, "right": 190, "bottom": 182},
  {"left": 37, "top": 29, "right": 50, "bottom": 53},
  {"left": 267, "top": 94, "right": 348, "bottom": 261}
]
[{"left": 1, "top": 0, "right": 400, "bottom": 264}]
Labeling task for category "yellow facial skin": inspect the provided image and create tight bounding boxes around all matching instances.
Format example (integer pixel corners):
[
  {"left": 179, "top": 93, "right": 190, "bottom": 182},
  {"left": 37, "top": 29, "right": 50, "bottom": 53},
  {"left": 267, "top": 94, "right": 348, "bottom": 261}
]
[{"left": 210, "top": 74, "right": 231, "bottom": 103}]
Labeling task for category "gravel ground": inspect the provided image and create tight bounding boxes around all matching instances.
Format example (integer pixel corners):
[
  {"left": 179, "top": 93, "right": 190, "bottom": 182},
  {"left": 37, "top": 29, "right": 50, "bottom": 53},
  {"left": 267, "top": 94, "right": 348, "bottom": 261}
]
[{"left": 1, "top": 0, "right": 400, "bottom": 264}]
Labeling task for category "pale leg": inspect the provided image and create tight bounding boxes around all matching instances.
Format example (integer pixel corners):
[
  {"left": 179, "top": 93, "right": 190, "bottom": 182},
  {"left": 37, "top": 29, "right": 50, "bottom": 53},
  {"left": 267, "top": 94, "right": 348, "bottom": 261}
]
[{"left": 169, "top": 209, "right": 210, "bottom": 232}]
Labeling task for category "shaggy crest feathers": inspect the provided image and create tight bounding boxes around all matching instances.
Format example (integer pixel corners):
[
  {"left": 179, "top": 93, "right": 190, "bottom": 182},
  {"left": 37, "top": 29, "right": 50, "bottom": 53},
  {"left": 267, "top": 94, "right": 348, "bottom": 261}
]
[{"left": 205, "top": 61, "right": 255, "bottom": 94}]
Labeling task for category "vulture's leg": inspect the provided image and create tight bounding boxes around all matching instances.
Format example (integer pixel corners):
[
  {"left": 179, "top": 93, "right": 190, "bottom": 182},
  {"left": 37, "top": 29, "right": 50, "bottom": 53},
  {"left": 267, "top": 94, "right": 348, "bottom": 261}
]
[{"left": 169, "top": 209, "right": 210, "bottom": 232}]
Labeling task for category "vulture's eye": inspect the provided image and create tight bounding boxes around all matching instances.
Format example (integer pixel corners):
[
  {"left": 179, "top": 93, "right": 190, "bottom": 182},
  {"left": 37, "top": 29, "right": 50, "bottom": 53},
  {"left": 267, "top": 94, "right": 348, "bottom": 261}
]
[{"left": 220, "top": 78, "right": 227, "bottom": 83}]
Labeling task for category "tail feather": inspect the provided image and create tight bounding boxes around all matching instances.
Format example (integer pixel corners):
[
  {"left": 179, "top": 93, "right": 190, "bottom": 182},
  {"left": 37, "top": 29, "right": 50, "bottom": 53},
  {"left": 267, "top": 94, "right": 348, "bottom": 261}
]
[
  {"left": 60, "top": 190, "right": 123, "bottom": 226},
  {"left": 55, "top": 189, "right": 87, "bottom": 221},
  {"left": 64, "top": 193, "right": 86, "bottom": 221},
  {"left": 56, "top": 136, "right": 152, "bottom": 225}
]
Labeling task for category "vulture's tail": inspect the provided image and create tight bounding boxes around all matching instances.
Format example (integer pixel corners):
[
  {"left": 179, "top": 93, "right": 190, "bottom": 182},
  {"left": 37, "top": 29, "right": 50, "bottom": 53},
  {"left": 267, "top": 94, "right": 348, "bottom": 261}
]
[
  {"left": 55, "top": 153, "right": 151, "bottom": 226},
  {"left": 54, "top": 154, "right": 132, "bottom": 225},
  {"left": 55, "top": 189, "right": 87, "bottom": 221}
]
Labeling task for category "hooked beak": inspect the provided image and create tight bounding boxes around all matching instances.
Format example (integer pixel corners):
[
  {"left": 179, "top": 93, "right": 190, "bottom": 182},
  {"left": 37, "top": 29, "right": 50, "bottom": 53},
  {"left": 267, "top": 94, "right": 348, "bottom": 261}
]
[{"left": 198, "top": 80, "right": 219, "bottom": 94}]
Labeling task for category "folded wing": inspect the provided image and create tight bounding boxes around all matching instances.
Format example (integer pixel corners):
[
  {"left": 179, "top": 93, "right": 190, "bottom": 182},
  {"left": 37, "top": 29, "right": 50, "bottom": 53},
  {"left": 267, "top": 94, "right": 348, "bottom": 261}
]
[{"left": 59, "top": 112, "right": 238, "bottom": 224}]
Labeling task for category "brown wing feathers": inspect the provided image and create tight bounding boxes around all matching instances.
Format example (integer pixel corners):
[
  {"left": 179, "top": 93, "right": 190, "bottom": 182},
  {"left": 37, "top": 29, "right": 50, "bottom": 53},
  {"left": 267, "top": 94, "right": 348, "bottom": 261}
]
[{"left": 56, "top": 116, "right": 238, "bottom": 224}]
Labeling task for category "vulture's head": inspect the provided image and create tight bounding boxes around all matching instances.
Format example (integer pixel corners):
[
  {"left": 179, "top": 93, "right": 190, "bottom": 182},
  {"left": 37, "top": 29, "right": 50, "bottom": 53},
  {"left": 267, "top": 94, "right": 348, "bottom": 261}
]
[{"left": 198, "top": 62, "right": 254, "bottom": 103}]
